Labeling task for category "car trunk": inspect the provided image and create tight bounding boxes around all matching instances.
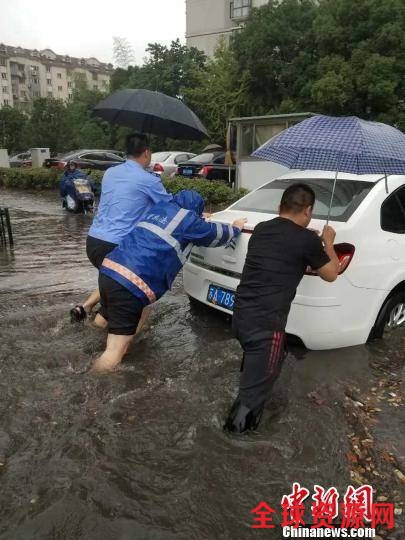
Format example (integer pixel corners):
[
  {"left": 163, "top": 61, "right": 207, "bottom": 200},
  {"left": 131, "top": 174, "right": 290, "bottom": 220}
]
[
  {"left": 177, "top": 163, "right": 204, "bottom": 177},
  {"left": 190, "top": 209, "right": 347, "bottom": 277}
]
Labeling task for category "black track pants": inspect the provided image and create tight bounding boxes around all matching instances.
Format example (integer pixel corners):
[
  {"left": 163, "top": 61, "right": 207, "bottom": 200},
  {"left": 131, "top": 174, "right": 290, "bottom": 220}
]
[{"left": 234, "top": 326, "right": 287, "bottom": 411}]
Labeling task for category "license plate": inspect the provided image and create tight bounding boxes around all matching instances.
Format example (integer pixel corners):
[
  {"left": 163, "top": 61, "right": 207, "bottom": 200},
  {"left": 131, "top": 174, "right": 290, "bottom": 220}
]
[
  {"left": 207, "top": 284, "right": 235, "bottom": 310},
  {"left": 182, "top": 168, "right": 193, "bottom": 176}
]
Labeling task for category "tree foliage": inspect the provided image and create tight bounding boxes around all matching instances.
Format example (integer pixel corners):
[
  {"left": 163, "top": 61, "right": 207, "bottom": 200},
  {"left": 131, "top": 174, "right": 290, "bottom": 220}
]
[
  {"left": 113, "top": 37, "right": 135, "bottom": 69},
  {"left": 0, "top": 107, "right": 28, "bottom": 153},
  {"left": 230, "top": 0, "right": 405, "bottom": 128}
]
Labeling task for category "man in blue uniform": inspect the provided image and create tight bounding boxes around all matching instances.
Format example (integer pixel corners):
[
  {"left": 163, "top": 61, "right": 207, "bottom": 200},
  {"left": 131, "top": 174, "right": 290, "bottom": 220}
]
[
  {"left": 91, "top": 190, "right": 247, "bottom": 372},
  {"left": 71, "top": 132, "right": 172, "bottom": 322}
]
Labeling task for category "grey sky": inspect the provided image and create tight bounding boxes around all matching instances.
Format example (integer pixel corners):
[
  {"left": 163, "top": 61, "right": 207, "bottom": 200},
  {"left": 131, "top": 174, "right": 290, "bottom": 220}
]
[{"left": 0, "top": 0, "right": 186, "bottom": 64}]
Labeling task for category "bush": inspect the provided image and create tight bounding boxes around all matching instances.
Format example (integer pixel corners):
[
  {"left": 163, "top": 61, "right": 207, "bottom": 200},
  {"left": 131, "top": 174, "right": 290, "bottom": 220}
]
[
  {"left": 0, "top": 167, "right": 60, "bottom": 189},
  {"left": 0, "top": 168, "right": 248, "bottom": 207},
  {"left": 162, "top": 176, "right": 248, "bottom": 207}
]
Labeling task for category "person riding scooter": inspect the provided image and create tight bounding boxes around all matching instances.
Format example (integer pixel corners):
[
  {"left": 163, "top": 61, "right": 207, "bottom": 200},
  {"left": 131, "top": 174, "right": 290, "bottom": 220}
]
[{"left": 59, "top": 160, "right": 95, "bottom": 214}]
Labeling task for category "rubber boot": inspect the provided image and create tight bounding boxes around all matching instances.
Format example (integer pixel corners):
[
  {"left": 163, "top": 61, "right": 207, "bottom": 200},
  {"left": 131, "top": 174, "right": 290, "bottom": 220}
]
[{"left": 223, "top": 399, "right": 264, "bottom": 434}]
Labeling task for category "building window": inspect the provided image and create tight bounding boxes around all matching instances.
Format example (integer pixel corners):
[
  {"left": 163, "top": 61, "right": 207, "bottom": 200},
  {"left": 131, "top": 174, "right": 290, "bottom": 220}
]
[
  {"left": 46, "top": 66, "right": 51, "bottom": 72},
  {"left": 2, "top": 87, "right": 8, "bottom": 93},
  {"left": 67, "top": 81, "right": 72, "bottom": 88},
  {"left": 230, "top": 0, "right": 251, "bottom": 19},
  {"left": 47, "top": 91, "right": 53, "bottom": 97},
  {"left": 47, "top": 78, "right": 52, "bottom": 85},
  {"left": 93, "top": 84, "right": 98, "bottom": 90},
  {"left": 68, "top": 93, "right": 73, "bottom": 100},
  {"left": 34, "top": 91, "right": 40, "bottom": 97},
  {"left": 0, "top": 58, "right": 6, "bottom": 66},
  {"left": 30, "top": 65, "right": 39, "bottom": 71},
  {"left": 57, "top": 73, "right": 62, "bottom": 79},
  {"left": 92, "top": 73, "right": 98, "bottom": 81},
  {"left": 1, "top": 73, "right": 7, "bottom": 79},
  {"left": 58, "top": 86, "right": 63, "bottom": 92},
  {"left": 102, "top": 79, "right": 108, "bottom": 87},
  {"left": 3, "top": 99, "right": 9, "bottom": 105}
]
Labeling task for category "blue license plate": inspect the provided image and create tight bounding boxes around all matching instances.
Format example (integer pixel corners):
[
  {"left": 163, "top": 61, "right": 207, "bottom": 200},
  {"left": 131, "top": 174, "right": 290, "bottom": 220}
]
[
  {"left": 182, "top": 168, "right": 193, "bottom": 176},
  {"left": 207, "top": 284, "right": 235, "bottom": 310}
]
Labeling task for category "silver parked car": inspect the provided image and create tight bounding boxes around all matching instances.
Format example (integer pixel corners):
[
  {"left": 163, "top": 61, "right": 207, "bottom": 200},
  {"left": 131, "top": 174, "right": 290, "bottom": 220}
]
[
  {"left": 9, "top": 151, "right": 32, "bottom": 167},
  {"left": 150, "top": 151, "right": 196, "bottom": 176}
]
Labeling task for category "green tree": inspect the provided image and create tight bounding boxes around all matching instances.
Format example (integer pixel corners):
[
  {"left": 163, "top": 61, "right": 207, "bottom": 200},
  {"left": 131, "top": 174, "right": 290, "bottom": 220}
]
[
  {"left": 135, "top": 39, "right": 207, "bottom": 97},
  {"left": 66, "top": 87, "right": 111, "bottom": 149},
  {"left": 230, "top": 0, "right": 318, "bottom": 115},
  {"left": 24, "top": 98, "right": 72, "bottom": 154},
  {"left": 230, "top": 0, "right": 405, "bottom": 129},
  {"left": 0, "top": 106, "right": 28, "bottom": 153},
  {"left": 184, "top": 38, "right": 249, "bottom": 143}
]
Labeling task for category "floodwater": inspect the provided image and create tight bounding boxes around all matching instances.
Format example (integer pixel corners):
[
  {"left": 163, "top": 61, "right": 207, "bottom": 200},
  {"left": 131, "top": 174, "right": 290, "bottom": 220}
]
[{"left": 0, "top": 189, "right": 403, "bottom": 539}]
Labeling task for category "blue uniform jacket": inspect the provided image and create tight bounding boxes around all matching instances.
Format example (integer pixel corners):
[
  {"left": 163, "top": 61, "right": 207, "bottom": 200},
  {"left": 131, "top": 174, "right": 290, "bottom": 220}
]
[
  {"left": 100, "top": 190, "right": 241, "bottom": 306},
  {"left": 59, "top": 170, "right": 94, "bottom": 201}
]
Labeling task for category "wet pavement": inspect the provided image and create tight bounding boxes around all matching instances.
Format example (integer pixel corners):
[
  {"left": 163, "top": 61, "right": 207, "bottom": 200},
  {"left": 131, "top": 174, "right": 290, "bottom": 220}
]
[{"left": 0, "top": 189, "right": 404, "bottom": 539}]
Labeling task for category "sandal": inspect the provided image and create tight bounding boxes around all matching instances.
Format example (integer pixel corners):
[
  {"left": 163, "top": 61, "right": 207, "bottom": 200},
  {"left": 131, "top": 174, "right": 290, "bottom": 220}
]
[{"left": 70, "top": 305, "right": 87, "bottom": 323}]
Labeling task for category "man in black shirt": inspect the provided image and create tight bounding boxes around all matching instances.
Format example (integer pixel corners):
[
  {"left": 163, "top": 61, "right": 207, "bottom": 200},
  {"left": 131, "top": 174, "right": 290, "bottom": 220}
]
[{"left": 224, "top": 183, "right": 340, "bottom": 434}]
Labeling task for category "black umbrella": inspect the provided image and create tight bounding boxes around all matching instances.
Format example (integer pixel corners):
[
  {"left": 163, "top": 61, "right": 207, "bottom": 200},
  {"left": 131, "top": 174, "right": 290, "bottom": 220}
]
[{"left": 92, "top": 89, "right": 209, "bottom": 141}]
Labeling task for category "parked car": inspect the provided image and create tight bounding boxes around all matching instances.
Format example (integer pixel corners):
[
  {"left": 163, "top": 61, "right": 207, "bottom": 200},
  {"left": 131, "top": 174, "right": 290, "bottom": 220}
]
[
  {"left": 183, "top": 170, "right": 405, "bottom": 350},
  {"left": 176, "top": 152, "right": 236, "bottom": 184},
  {"left": 44, "top": 150, "right": 125, "bottom": 171},
  {"left": 150, "top": 151, "right": 196, "bottom": 176},
  {"left": 9, "top": 151, "right": 32, "bottom": 167}
]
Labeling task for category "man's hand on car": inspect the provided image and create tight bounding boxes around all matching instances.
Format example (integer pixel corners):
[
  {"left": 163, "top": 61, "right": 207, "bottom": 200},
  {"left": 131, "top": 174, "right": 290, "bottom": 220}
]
[
  {"left": 321, "top": 225, "right": 336, "bottom": 246},
  {"left": 232, "top": 218, "right": 248, "bottom": 230}
]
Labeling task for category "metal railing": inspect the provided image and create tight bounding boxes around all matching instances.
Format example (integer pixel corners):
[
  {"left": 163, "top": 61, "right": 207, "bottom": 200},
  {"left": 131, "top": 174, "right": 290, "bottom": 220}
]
[{"left": 0, "top": 207, "right": 13, "bottom": 247}]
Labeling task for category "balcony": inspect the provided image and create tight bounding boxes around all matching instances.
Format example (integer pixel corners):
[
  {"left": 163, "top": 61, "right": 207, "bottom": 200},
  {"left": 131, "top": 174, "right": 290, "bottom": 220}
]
[{"left": 230, "top": 0, "right": 252, "bottom": 21}]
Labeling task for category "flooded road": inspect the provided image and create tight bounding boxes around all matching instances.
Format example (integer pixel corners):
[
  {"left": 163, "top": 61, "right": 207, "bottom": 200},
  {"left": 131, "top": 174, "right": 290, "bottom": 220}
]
[{"left": 0, "top": 189, "right": 403, "bottom": 539}]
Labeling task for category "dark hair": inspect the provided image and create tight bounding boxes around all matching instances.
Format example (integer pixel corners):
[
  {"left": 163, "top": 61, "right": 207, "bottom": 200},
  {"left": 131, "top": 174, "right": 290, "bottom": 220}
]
[
  {"left": 126, "top": 133, "right": 150, "bottom": 157},
  {"left": 280, "top": 183, "right": 315, "bottom": 214}
]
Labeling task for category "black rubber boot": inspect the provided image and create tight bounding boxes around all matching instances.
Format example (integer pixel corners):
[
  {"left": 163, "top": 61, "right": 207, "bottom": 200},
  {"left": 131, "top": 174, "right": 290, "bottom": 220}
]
[{"left": 223, "top": 399, "right": 264, "bottom": 434}]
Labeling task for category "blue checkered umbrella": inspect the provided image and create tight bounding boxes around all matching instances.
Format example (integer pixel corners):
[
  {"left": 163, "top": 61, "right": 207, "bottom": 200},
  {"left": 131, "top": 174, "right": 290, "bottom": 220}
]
[{"left": 252, "top": 115, "right": 405, "bottom": 175}]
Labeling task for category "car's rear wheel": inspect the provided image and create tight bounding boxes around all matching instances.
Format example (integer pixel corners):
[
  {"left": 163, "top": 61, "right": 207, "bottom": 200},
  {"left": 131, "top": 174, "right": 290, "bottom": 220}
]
[{"left": 369, "top": 291, "right": 405, "bottom": 340}]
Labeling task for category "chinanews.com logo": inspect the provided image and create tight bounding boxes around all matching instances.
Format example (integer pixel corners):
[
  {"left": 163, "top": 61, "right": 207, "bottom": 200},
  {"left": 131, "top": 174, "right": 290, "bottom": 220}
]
[{"left": 250, "top": 483, "right": 395, "bottom": 538}]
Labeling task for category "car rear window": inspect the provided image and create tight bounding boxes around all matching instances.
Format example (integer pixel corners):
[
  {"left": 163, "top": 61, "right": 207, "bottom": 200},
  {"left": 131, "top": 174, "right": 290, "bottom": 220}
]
[
  {"left": 188, "top": 153, "right": 216, "bottom": 164},
  {"left": 152, "top": 152, "right": 170, "bottom": 162},
  {"left": 231, "top": 178, "right": 374, "bottom": 222}
]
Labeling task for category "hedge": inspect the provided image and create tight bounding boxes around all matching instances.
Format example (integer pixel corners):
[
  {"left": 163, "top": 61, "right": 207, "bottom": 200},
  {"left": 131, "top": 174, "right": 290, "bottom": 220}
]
[{"left": 0, "top": 167, "right": 248, "bottom": 206}]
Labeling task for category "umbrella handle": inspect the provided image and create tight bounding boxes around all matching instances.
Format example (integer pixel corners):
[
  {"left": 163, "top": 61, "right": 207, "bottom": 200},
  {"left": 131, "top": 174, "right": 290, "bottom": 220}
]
[{"left": 327, "top": 168, "right": 339, "bottom": 225}]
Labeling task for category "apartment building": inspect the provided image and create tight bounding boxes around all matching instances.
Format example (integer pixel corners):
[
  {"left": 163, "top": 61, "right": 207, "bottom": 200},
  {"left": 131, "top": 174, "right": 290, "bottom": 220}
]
[
  {"left": 186, "top": 0, "right": 269, "bottom": 57},
  {"left": 0, "top": 44, "right": 113, "bottom": 110}
]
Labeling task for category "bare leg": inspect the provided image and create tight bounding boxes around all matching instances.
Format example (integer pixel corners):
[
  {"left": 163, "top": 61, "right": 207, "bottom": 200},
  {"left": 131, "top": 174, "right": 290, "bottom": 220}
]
[
  {"left": 91, "top": 333, "right": 135, "bottom": 373},
  {"left": 82, "top": 288, "right": 101, "bottom": 314},
  {"left": 93, "top": 312, "right": 108, "bottom": 329},
  {"left": 135, "top": 306, "right": 151, "bottom": 335}
]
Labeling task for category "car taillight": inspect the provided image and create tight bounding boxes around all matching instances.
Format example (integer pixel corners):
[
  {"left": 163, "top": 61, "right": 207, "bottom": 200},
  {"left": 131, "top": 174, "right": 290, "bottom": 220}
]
[
  {"left": 175, "top": 167, "right": 180, "bottom": 175},
  {"left": 198, "top": 165, "right": 213, "bottom": 177},
  {"left": 306, "top": 242, "right": 355, "bottom": 276},
  {"left": 153, "top": 163, "right": 164, "bottom": 173}
]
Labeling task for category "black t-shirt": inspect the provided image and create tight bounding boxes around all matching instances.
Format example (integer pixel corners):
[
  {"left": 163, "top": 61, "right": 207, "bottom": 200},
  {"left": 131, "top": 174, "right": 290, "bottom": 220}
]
[{"left": 234, "top": 217, "right": 330, "bottom": 332}]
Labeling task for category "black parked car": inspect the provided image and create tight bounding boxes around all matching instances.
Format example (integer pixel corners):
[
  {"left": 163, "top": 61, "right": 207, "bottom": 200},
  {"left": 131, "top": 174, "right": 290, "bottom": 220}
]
[
  {"left": 44, "top": 149, "right": 125, "bottom": 171},
  {"left": 175, "top": 152, "right": 235, "bottom": 184}
]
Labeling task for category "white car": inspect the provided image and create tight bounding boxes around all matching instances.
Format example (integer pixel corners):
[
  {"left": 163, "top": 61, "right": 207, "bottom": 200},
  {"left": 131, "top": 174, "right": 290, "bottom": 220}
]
[
  {"left": 183, "top": 170, "right": 405, "bottom": 350},
  {"left": 150, "top": 151, "right": 196, "bottom": 176}
]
